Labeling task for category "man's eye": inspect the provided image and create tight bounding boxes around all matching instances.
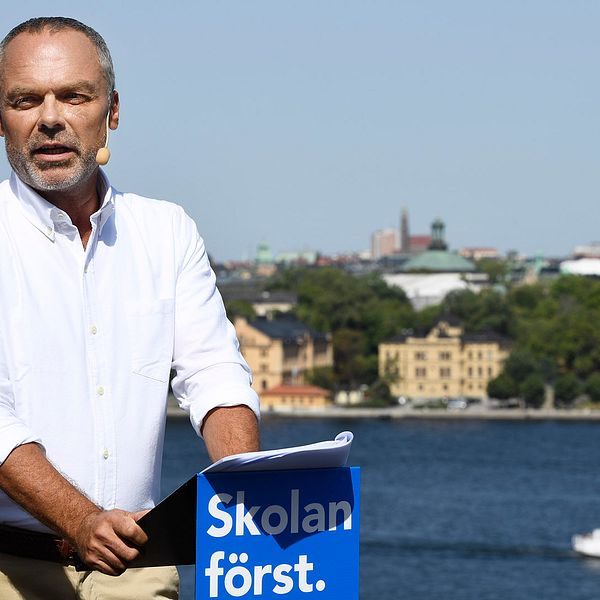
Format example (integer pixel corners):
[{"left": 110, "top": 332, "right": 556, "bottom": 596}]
[
  {"left": 12, "top": 97, "right": 37, "bottom": 109},
  {"left": 64, "top": 93, "right": 88, "bottom": 104}
]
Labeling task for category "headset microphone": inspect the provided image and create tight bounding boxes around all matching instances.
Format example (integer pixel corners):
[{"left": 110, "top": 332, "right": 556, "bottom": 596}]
[{"left": 95, "top": 113, "right": 111, "bottom": 165}]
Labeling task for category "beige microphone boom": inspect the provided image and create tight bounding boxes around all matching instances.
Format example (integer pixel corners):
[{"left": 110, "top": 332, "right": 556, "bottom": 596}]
[{"left": 95, "top": 113, "right": 111, "bottom": 165}]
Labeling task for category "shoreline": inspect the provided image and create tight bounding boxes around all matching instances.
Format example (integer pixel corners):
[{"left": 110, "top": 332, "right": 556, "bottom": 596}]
[{"left": 166, "top": 399, "right": 600, "bottom": 421}]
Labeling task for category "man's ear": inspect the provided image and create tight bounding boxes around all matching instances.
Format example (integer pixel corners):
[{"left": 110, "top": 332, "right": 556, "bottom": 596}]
[{"left": 109, "top": 90, "right": 120, "bottom": 131}]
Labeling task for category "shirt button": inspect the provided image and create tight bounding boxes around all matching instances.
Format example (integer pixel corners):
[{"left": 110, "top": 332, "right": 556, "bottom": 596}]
[
  {"left": 102, "top": 449, "right": 109, "bottom": 459},
  {"left": 90, "top": 325, "right": 98, "bottom": 335},
  {"left": 97, "top": 386, "right": 105, "bottom": 396},
  {"left": 46, "top": 226, "right": 53, "bottom": 236}
]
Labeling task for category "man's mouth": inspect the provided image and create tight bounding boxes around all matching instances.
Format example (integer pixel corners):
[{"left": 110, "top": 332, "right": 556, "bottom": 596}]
[{"left": 33, "top": 145, "right": 75, "bottom": 156}]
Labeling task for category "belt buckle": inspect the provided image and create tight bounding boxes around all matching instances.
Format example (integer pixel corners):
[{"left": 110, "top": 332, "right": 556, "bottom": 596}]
[{"left": 54, "top": 538, "right": 79, "bottom": 566}]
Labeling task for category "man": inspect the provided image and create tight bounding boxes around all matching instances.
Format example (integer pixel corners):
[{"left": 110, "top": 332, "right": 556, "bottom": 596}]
[{"left": 0, "top": 17, "right": 260, "bottom": 599}]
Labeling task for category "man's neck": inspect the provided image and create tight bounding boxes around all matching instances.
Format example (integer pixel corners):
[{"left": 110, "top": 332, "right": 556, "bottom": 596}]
[{"left": 37, "top": 174, "right": 101, "bottom": 248}]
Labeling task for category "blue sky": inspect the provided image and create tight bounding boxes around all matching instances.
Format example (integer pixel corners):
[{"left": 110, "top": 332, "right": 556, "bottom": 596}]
[{"left": 1, "top": 1, "right": 598, "bottom": 261}]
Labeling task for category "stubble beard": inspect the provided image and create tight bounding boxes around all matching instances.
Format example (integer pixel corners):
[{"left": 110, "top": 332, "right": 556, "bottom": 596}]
[{"left": 5, "top": 139, "right": 99, "bottom": 192}]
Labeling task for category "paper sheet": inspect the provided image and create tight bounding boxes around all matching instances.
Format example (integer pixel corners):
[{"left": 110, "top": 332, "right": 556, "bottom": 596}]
[{"left": 202, "top": 431, "right": 354, "bottom": 473}]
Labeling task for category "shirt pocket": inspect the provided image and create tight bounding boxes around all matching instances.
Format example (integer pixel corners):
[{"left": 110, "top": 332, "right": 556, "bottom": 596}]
[{"left": 127, "top": 298, "right": 175, "bottom": 382}]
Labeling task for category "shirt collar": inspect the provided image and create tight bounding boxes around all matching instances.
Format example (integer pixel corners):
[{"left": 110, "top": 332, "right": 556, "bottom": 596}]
[{"left": 10, "top": 169, "right": 116, "bottom": 241}]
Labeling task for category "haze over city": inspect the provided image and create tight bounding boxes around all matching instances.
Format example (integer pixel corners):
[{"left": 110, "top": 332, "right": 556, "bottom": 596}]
[{"left": 0, "top": 1, "right": 598, "bottom": 261}]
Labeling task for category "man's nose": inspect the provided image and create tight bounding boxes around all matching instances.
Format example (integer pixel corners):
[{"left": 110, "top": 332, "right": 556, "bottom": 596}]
[{"left": 37, "top": 95, "right": 65, "bottom": 132}]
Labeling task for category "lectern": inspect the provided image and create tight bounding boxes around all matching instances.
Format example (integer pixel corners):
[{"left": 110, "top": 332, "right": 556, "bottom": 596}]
[{"left": 135, "top": 466, "right": 360, "bottom": 599}]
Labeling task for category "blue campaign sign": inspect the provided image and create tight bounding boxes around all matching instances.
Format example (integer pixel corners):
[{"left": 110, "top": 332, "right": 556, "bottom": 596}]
[{"left": 196, "top": 467, "right": 360, "bottom": 599}]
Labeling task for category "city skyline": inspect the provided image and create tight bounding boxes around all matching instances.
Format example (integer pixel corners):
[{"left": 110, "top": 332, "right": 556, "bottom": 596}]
[{"left": 0, "top": 2, "right": 598, "bottom": 261}]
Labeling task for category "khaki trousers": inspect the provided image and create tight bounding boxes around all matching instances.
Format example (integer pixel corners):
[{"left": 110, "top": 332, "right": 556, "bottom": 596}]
[{"left": 0, "top": 553, "right": 179, "bottom": 600}]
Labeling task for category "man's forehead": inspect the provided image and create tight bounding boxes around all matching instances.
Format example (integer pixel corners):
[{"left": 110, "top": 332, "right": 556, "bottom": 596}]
[
  {"left": 6, "top": 28, "right": 96, "bottom": 56},
  {"left": 1, "top": 29, "right": 103, "bottom": 88}
]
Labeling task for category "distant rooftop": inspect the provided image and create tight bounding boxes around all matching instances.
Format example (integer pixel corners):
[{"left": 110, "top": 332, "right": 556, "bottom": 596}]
[
  {"left": 402, "top": 250, "right": 476, "bottom": 273},
  {"left": 383, "top": 318, "right": 509, "bottom": 346},
  {"left": 249, "top": 314, "right": 328, "bottom": 342}
]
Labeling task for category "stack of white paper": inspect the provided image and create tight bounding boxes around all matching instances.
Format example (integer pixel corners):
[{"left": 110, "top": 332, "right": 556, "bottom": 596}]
[{"left": 202, "top": 431, "right": 354, "bottom": 473}]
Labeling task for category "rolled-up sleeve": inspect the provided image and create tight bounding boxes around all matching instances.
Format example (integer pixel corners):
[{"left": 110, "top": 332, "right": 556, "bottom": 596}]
[
  {"left": 0, "top": 332, "right": 43, "bottom": 465},
  {"left": 170, "top": 208, "right": 260, "bottom": 436}
]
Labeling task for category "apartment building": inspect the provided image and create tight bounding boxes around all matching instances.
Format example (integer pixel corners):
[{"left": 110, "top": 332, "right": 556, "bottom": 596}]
[
  {"left": 234, "top": 314, "right": 333, "bottom": 392},
  {"left": 379, "top": 318, "right": 509, "bottom": 400}
]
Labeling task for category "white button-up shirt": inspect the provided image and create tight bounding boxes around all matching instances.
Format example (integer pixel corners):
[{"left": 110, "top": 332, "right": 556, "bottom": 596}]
[{"left": 0, "top": 171, "right": 259, "bottom": 532}]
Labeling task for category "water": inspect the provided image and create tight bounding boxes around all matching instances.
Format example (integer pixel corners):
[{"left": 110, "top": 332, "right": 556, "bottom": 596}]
[{"left": 162, "top": 417, "right": 600, "bottom": 599}]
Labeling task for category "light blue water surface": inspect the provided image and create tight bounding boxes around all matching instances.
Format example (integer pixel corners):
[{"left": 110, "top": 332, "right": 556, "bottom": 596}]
[{"left": 162, "top": 417, "right": 600, "bottom": 599}]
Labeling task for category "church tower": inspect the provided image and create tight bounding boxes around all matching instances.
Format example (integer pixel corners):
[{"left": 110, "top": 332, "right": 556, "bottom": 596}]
[
  {"left": 428, "top": 218, "right": 448, "bottom": 251},
  {"left": 400, "top": 208, "right": 410, "bottom": 254}
]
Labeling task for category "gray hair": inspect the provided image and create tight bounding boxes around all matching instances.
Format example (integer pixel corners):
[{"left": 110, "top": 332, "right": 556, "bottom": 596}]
[{"left": 0, "top": 17, "right": 115, "bottom": 103}]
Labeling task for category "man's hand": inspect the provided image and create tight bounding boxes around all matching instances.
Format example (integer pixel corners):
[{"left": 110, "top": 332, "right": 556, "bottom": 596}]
[
  {"left": 0, "top": 443, "right": 148, "bottom": 576},
  {"left": 74, "top": 509, "right": 148, "bottom": 576}
]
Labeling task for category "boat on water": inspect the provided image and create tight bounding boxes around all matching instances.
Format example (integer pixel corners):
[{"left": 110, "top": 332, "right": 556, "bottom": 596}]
[{"left": 572, "top": 529, "right": 600, "bottom": 557}]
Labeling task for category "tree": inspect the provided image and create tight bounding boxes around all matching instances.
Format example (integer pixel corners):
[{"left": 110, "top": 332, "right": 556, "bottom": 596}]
[
  {"left": 305, "top": 366, "right": 336, "bottom": 391},
  {"left": 584, "top": 373, "right": 600, "bottom": 404},
  {"left": 503, "top": 350, "right": 541, "bottom": 385},
  {"left": 332, "top": 328, "right": 375, "bottom": 387},
  {"left": 487, "top": 373, "right": 518, "bottom": 400},
  {"left": 476, "top": 258, "right": 509, "bottom": 285},
  {"left": 553, "top": 373, "right": 581, "bottom": 408},
  {"left": 224, "top": 299, "right": 256, "bottom": 321},
  {"left": 520, "top": 374, "right": 545, "bottom": 408},
  {"left": 363, "top": 379, "right": 393, "bottom": 407}
]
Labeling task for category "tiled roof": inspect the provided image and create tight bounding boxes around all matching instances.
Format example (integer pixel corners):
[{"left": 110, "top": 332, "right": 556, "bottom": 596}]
[
  {"left": 461, "top": 330, "right": 510, "bottom": 346},
  {"left": 249, "top": 315, "right": 327, "bottom": 341}
]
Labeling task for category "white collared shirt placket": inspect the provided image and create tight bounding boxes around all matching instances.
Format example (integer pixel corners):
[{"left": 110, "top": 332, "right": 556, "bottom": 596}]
[{"left": 81, "top": 208, "right": 117, "bottom": 510}]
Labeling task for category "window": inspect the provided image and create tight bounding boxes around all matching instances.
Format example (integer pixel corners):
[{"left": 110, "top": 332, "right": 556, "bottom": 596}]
[
  {"left": 439, "top": 352, "right": 451, "bottom": 361},
  {"left": 468, "top": 367, "right": 473, "bottom": 377},
  {"left": 260, "top": 348, "right": 268, "bottom": 357},
  {"left": 283, "top": 344, "right": 299, "bottom": 360},
  {"left": 415, "top": 351, "right": 427, "bottom": 360},
  {"left": 440, "top": 367, "right": 451, "bottom": 378},
  {"left": 260, "top": 363, "right": 268, "bottom": 372},
  {"left": 416, "top": 367, "right": 427, "bottom": 378},
  {"left": 478, "top": 367, "right": 483, "bottom": 377},
  {"left": 488, "top": 367, "right": 493, "bottom": 377},
  {"left": 443, "top": 384, "right": 448, "bottom": 391},
  {"left": 261, "top": 380, "right": 268, "bottom": 390}
]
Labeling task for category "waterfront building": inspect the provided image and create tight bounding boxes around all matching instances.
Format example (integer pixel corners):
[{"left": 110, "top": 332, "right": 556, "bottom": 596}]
[
  {"left": 371, "top": 228, "right": 399, "bottom": 259},
  {"left": 378, "top": 317, "right": 509, "bottom": 400},
  {"left": 399, "top": 208, "right": 432, "bottom": 255},
  {"left": 260, "top": 384, "right": 332, "bottom": 411},
  {"left": 459, "top": 247, "right": 500, "bottom": 261},
  {"left": 572, "top": 242, "right": 600, "bottom": 259},
  {"left": 255, "top": 240, "right": 276, "bottom": 277},
  {"left": 383, "top": 219, "right": 486, "bottom": 309},
  {"left": 560, "top": 258, "right": 600, "bottom": 277},
  {"left": 234, "top": 314, "right": 333, "bottom": 392}
]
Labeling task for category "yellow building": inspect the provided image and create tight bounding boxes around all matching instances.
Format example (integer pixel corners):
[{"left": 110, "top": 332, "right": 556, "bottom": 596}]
[
  {"left": 234, "top": 315, "right": 333, "bottom": 393},
  {"left": 379, "top": 318, "right": 509, "bottom": 400},
  {"left": 260, "top": 385, "right": 332, "bottom": 411}
]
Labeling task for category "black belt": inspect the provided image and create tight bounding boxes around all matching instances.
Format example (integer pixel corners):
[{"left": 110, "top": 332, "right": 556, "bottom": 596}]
[{"left": 0, "top": 523, "right": 83, "bottom": 567}]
